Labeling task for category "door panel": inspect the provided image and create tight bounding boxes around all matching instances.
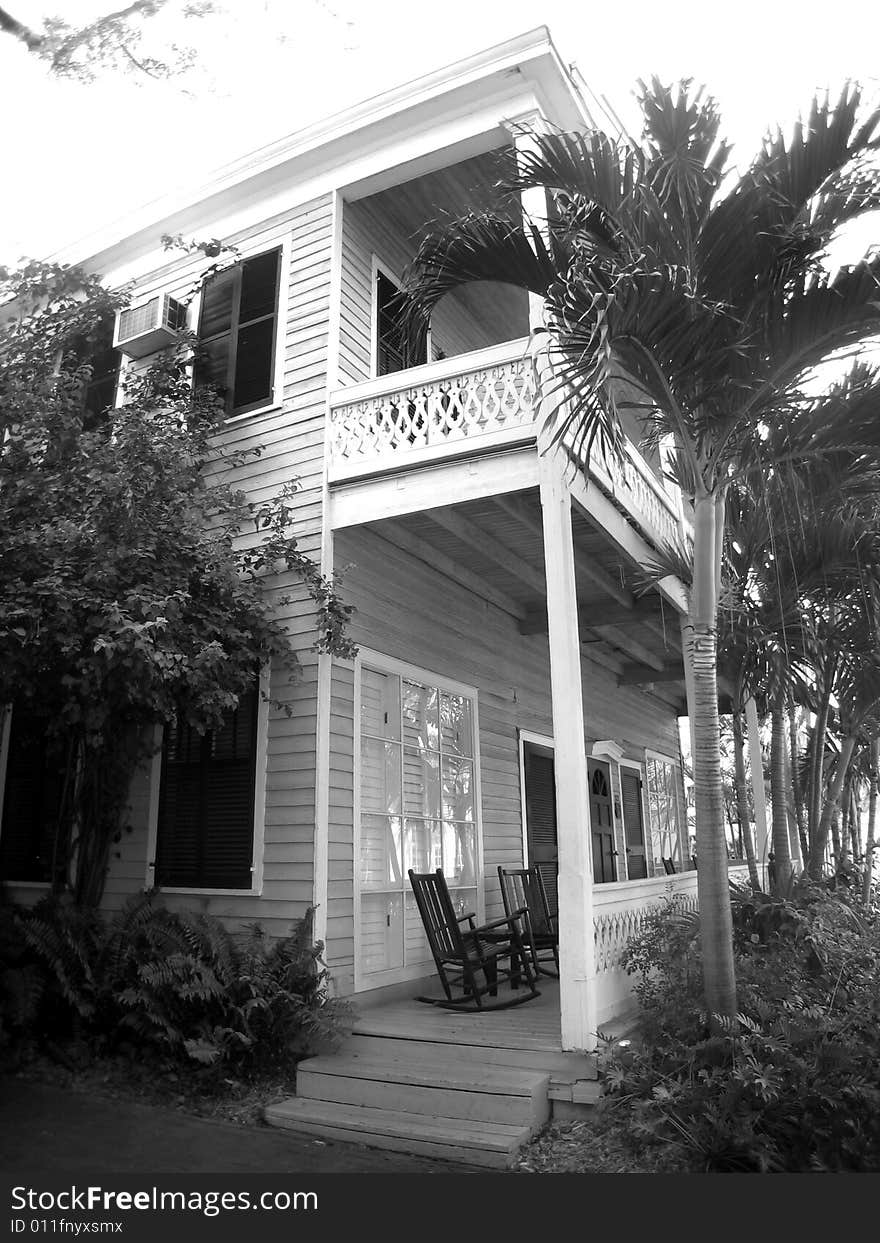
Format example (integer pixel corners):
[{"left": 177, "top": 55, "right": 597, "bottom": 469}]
[
  {"left": 588, "top": 759, "right": 616, "bottom": 884},
  {"left": 620, "top": 769, "right": 648, "bottom": 880},
  {"left": 523, "top": 745, "right": 558, "bottom": 915}
]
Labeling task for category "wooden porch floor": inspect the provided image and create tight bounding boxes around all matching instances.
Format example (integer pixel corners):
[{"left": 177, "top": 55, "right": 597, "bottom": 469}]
[{"left": 352, "top": 977, "right": 566, "bottom": 1055}]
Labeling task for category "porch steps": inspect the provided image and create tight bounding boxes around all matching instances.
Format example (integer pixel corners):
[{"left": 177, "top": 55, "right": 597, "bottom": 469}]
[
  {"left": 265, "top": 1098, "right": 528, "bottom": 1169},
  {"left": 264, "top": 1031, "right": 600, "bottom": 1168}
]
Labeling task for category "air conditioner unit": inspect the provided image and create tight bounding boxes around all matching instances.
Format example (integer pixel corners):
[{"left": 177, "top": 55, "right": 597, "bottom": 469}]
[{"left": 113, "top": 294, "right": 187, "bottom": 359}]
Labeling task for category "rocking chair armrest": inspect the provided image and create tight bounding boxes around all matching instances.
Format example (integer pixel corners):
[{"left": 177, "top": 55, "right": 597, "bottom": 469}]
[
  {"left": 456, "top": 911, "right": 477, "bottom": 926},
  {"left": 475, "top": 911, "right": 527, "bottom": 936}
]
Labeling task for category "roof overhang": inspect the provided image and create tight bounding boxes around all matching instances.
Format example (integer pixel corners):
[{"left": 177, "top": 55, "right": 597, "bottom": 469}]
[{"left": 57, "top": 26, "right": 593, "bottom": 284}]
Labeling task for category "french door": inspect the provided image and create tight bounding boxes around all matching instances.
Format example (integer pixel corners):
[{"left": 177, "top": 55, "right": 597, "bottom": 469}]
[{"left": 356, "top": 657, "right": 480, "bottom": 989}]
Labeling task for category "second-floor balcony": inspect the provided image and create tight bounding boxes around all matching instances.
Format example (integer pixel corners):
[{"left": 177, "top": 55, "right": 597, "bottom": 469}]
[{"left": 328, "top": 337, "right": 687, "bottom": 555}]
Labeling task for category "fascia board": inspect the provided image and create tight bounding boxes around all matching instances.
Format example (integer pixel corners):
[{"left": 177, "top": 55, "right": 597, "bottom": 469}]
[{"left": 58, "top": 27, "right": 589, "bottom": 277}]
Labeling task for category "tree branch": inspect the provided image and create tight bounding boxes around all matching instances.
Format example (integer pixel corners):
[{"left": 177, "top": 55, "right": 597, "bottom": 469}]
[{"left": 0, "top": 5, "right": 45, "bottom": 51}]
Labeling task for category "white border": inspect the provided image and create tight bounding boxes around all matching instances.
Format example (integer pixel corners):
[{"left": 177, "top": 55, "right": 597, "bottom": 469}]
[
  {"left": 144, "top": 665, "right": 270, "bottom": 896},
  {"left": 352, "top": 646, "right": 484, "bottom": 993}
]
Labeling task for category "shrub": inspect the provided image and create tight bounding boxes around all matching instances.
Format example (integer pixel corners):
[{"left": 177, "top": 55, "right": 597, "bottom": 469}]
[
  {"left": 0, "top": 892, "right": 350, "bottom": 1075},
  {"left": 605, "top": 880, "right": 880, "bottom": 1171}
]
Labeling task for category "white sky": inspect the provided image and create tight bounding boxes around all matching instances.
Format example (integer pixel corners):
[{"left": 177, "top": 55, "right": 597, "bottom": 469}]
[{"left": 1, "top": 0, "right": 879, "bottom": 264}]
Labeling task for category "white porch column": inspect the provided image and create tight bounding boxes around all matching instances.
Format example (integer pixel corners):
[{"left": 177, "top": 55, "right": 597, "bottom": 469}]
[
  {"left": 505, "top": 110, "right": 548, "bottom": 335},
  {"left": 538, "top": 453, "right": 597, "bottom": 1052},
  {"left": 745, "top": 696, "right": 770, "bottom": 888}
]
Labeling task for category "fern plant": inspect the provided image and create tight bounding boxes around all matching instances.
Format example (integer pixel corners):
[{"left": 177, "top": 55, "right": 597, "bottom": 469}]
[{"left": 0, "top": 891, "right": 350, "bottom": 1074}]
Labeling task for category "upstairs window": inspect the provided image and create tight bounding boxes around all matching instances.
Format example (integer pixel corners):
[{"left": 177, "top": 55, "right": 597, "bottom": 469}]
[
  {"left": 196, "top": 248, "right": 282, "bottom": 416},
  {"left": 154, "top": 684, "right": 260, "bottom": 890},
  {"left": 375, "top": 270, "right": 427, "bottom": 376}
]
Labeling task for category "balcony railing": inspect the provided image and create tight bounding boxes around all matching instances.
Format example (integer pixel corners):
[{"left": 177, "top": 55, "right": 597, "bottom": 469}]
[{"left": 328, "top": 338, "right": 685, "bottom": 552}]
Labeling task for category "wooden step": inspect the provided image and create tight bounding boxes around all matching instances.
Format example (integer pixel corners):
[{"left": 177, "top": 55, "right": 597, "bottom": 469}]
[
  {"left": 296, "top": 1053, "right": 550, "bottom": 1127},
  {"left": 345, "top": 1031, "right": 598, "bottom": 1080},
  {"left": 265, "top": 1098, "right": 529, "bottom": 1169}
]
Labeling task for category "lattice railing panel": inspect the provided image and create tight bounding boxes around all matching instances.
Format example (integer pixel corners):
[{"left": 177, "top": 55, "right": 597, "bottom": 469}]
[
  {"left": 593, "top": 890, "right": 698, "bottom": 974},
  {"left": 330, "top": 355, "right": 538, "bottom": 469}
]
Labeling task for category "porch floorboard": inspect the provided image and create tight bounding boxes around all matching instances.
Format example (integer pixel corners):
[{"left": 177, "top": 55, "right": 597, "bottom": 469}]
[{"left": 352, "top": 977, "right": 565, "bottom": 1053}]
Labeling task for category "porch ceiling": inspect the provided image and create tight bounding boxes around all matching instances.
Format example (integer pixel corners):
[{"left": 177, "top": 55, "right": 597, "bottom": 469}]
[
  {"left": 362, "top": 488, "right": 688, "bottom": 710},
  {"left": 360, "top": 146, "right": 529, "bottom": 344}
]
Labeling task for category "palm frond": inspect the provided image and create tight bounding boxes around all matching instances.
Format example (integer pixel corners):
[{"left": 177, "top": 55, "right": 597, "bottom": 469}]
[{"left": 399, "top": 210, "right": 560, "bottom": 336}]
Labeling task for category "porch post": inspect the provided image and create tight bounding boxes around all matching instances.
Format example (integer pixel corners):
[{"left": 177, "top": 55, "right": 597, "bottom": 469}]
[
  {"left": 538, "top": 453, "right": 597, "bottom": 1053},
  {"left": 745, "top": 696, "right": 770, "bottom": 888}
]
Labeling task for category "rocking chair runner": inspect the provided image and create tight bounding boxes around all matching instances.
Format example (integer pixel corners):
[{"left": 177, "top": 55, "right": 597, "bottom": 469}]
[
  {"left": 408, "top": 869, "right": 540, "bottom": 1011},
  {"left": 498, "top": 865, "right": 559, "bottom": 978}
]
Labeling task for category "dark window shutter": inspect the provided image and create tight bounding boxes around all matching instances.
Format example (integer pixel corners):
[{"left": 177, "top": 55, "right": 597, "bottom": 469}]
[
  {"left": 0, "top": 710, "right": 64, "bottom": 883},
  {"left": 70, "top": 317, "right": 120, "bottom": 430},
  {"left": 196, "top": 249, "right": 281, "bottom": 416},
  {"left": 155, "top": 687, "right": 258, "bottom": 889},
  {"left": 621, "top": 770, "right": 648, "bottom": 880}
]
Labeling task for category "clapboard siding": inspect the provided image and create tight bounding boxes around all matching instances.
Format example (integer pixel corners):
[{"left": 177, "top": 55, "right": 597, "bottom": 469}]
[
  {"left": 92, "top": 193, "right": 335, "bottom": 930},
  {"left": 325, "top": 526, "right": 683, "bottom": 988}
]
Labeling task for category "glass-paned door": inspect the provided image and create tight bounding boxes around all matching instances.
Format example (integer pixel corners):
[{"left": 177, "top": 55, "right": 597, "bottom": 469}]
[
  {"left": 645, "top": 754, "right": 686, "bottom": 873},
  {"left": 357, "top": 662, "right": 479, "bottom": 988}
]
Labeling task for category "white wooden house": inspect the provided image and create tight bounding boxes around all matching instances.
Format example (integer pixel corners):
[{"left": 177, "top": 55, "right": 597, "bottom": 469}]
[{"left": 1, "top": 29, "right": 746, "bottom": 1158}]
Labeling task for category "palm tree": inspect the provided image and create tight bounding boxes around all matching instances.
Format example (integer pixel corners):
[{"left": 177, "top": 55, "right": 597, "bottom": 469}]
[{"left": 401, "top": 81, "right": 880, "bottom": 1018}]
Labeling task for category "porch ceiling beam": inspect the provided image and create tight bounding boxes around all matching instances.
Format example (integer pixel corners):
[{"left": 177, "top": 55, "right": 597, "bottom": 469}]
[
  {"left": 428, "top": 506, "right": 547, "bottom": 598},
  {"left": 494, "top": 494, "right": 633, "bottom": 608},
  {"left": 592, "top": 627, "right": 666, "bottom": 672},
  {"left": 519, "top": 596, "right": 668, "bottom": 635},
  {"left": 560, "top": 455, "right": 689, "bottom": 614},
  {"left": 579, "top": 641, "right": 624, "bottom": 678},
  {"left": 618, "top": 663, "right": 686, "bottom": 685},
  {"left": 328, "top": 447, "right": 539, "bottom": 529},
  {"left": 368, "top": 523, "right": 528, "bottom": 621}
]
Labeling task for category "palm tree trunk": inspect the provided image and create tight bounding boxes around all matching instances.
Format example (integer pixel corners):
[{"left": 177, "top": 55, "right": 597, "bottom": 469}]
[
  {"left": 688, "top": 490, "right": 736, "bottom": 1019},
  {"left": 731, "top": 708, "right": 760, "bottom": 890},
  {"left": 839, "top": 774, "right": 853, "bottom": 867},
  {"left": 849, "top": 782, "right": 861, "bottom": 866},
  {"left": 862, "top": 737, "right": 878, "bottom": 907},
  {"left": 789, "top": 704, "right": 809, "bottom": 863},
  {"left": 830, "top": 807, "right": 842, "bottom": 870},
  {"left": 811, "top": 733, "right": 857, "bottom": 874},
  {"left": 807, "top": 666, "right": 835, "bottom": 868},
  {"left": 770, "top": 699, "right": 793, "bottom": 891}
]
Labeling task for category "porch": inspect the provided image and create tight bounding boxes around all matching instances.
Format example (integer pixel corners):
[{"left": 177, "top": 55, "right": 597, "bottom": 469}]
[{"left": 267, "top": 870, "right": 740, "bottom": 1166}]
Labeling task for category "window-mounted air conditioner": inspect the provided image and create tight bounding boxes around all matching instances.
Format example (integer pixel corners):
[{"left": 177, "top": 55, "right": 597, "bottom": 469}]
[{"left": 113, "top": 294, "right": 187, "bottom": 358}]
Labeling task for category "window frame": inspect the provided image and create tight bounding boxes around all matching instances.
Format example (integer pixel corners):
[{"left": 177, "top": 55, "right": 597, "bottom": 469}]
[
  {"left": 353, "top": 647, "right": 484, "bottom": 992},
  {"left": 191, "top": 237, "right": 289, "bottom": 423},
  {"left": 145, "top": 667, "right": 270, "bottom": 896}
]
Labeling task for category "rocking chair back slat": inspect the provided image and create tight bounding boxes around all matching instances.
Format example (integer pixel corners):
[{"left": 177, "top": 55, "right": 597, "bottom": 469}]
[
  {"left": 498, "top": 864, "right": 559, "bottom": 978},
  {"left": 408, "top": 868, "right": 540, "bottom": 1011}
]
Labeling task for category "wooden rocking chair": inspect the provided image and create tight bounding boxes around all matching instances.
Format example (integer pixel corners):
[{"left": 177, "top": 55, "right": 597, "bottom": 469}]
[
  {"left": 408, "top": 869, "right": 540, "bottom": 1011},
  {"left": 498, "top": 865, "right": 559, "bottom": 978}
]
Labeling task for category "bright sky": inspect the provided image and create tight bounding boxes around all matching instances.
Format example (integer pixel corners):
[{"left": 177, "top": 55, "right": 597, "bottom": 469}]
[{"left": 1, "top": 0, "right": 878, "bottom": 265}]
